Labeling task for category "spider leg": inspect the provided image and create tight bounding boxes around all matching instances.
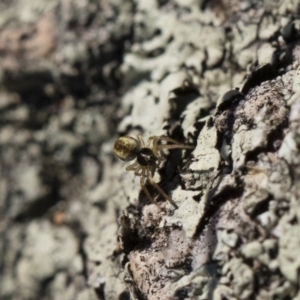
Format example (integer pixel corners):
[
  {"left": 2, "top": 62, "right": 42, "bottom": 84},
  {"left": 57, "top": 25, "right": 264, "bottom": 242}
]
[
  {"left": 126, "top": 161, "right": 139, "bottom": 171},
  {"left": 137, "top": 134, "right": 146, "bottom": 148},
  {"left": 149, "top": 136, "right": 193, "bottom": 158},
  {"left": 140, "top": 168, "right": 157, "bottom": 205},
  {"left": 134, "top": 166, "right": 143, "bottom": 176},
  {"left": 146, "top": 169, "right": 178, "bottom": 208},
  {"left": 148, "top": 136, "right": 164, "bottom": 157},
  {"left": 153, "top": 135, "right": 194, "bottom": 150},
  {"left": 158, "top": 144, "right": 194, "bottom": 150},
  {"left": 154, "top": 136, "right": 180, "bottom": 145},
  {"left": 149, "top": 135, "right": 178, "bottom": 148},
  {"left": 125, "top": 161, "right": 144, "bottom": 177}
]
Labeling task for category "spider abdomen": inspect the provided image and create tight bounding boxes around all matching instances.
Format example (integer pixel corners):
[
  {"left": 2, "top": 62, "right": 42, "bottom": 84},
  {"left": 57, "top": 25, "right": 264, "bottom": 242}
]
[
  {"left": 114, "top": 136, "right": 139, "bottom": 161},
  {"left": 137, "top": 148, "right": 157, "bottom": 166}
]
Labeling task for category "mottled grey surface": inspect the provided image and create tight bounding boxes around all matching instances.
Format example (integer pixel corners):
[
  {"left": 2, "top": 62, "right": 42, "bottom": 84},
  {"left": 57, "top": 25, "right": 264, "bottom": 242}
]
[{"left": 1, "top": 0, "right": 300, "bottom": 300}]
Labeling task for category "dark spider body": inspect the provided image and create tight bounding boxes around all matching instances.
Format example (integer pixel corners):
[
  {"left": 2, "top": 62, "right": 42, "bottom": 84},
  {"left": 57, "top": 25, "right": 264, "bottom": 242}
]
[
  {"left": 114, "top": 134, "right": 193, "bottom": 207},
  {"left": 137, "top": 148, "right": 157, "bottom": 166}
]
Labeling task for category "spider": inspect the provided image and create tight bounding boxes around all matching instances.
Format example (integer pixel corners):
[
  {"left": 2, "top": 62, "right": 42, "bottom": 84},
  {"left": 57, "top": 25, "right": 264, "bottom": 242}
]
[{"left": 114, "top": 134, "right": 194, "bottom": 207}]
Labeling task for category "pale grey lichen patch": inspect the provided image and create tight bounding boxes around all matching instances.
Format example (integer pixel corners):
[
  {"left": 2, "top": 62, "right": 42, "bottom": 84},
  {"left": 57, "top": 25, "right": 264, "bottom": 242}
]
[
  {"left": 232, "top": 78, "right": 289, "bottom": 169},
  {"left": 257, "top": 43, "right": 277, "bottom": 66},
  {"left": 182, "top": 118, "right": 221, "bottom": 191},
  {"left": 128, "top": 228, "right": 191, "bottom": 300},
  {"left": 0, "top": 141, "right": 52, "bottom": 219},
  {"left": 84, "top": 223, "right": 125, "bottom": 296},
  {"left": 276, "top": 91, "right": 300, "bottom": 285},
  {"left": 278, "top": 211, "right": 300, "bottom": 283},
  {"left": 180, "top": 96, "right": 211, "bottom": 139},
  {"left": 165, "top": 187, "right": 202, "bottom": 238},
  {"left": 16, "top": 221, "right": 78, "bottom": 299},
  {"left": 223, "top": 258, "right": 254, "bottom": 299},
  {"left": 232, "top": 24, "right": 258, "bottom": 68},
  {"left": 241, "top": 165, "right": 269, "bottom": 214},
  {"left": 258, "top": 14, "right": 281, "bottom": 40},
  {"left": 212, "top": 198, "right": 253, "bottom": 262},
  {"left": 242, "top": 241, "right": 263, "bottom": 258},
  {"left": 48, "top": 273, "right": 99, "bottom": 300},
  {"left": 119, "top": 71, "right": 197, "bottom": 137},
  {"left": 172, "top": 264, "right": 218, "bottom": 300},
  {"left": 265, "top": 156, "right": 292, "bottom": 200},
  {"left": 122, "top": 10, "right": 226, "bottom": 82}
]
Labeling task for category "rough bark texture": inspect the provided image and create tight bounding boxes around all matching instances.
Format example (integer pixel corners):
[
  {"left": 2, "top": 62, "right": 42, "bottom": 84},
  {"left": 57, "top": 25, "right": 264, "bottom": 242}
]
[{"left": 1, "top": 0, "right": 300, "bottom": 300}]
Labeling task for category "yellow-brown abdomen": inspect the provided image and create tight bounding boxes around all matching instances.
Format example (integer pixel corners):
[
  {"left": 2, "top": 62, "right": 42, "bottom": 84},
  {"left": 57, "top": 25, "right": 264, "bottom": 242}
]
[{"left": 114, "top": 136, "right": 139, "bottom": 161}]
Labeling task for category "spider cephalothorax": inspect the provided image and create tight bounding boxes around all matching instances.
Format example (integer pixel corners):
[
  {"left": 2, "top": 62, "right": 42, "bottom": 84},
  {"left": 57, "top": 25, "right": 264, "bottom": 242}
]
[{"left": 114, "top": 134, "right": 193, "bottom": 207}]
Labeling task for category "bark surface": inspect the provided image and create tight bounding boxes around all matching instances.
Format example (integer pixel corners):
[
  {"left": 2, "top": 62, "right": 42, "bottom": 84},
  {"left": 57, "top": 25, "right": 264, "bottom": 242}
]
[{"left": 1, "top": 1, "right": 300, "bottom": 300}]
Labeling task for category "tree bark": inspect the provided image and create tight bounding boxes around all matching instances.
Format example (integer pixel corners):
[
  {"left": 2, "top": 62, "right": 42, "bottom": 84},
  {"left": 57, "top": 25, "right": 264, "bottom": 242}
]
[{"left": 1, "top": 1, "right": 300, "bottom": 300}]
